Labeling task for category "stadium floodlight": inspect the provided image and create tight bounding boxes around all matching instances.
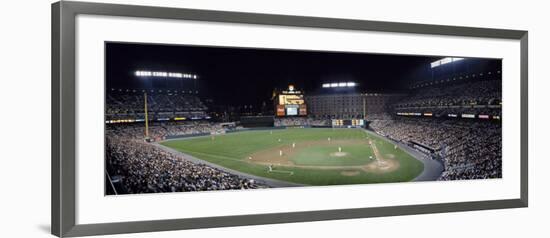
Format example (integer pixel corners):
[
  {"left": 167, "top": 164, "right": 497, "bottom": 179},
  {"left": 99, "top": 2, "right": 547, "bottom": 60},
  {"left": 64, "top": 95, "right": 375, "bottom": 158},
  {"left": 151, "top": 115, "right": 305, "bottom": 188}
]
[
  {"left": 153, "top": 72, "right": 168, "bottom": 77},
  {"left": 135, "top": 70, "right": 197, "bottom": 79},
  {"left": 135, "top": 71, "right": 152, "bottom": 77},
  {"left": 323, "top": 82, "right": 357, "bottom": 88},
  {"left": 168, "top": 72, "right": 183, "bottom": 78},
  {"left": 430, "top": 57, "right": 465, "bottom": 68},
  {"left": 440, "top": 57, "right": 452, "bottom": 65}
]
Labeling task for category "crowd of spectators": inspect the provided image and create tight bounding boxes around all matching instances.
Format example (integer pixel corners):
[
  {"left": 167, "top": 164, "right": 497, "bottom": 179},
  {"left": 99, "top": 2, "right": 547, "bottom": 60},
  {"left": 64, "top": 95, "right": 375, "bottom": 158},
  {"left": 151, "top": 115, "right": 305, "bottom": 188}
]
[
  {"left": 106, "top": 90, "right": 208, "bottom": 120},
  {"left": 368, "top": 76, "right": 503, "bottom": 180},
  {"left": 106, "top": 137, "right": 268, "bottom": 194},
  {"left": 274, "top": 117, "right": 330, "bottom": 127},
  {"left": 364, "top": 113, "right": 393, "bottom": 121},
  {"left": 394, "top": 79, "right": 501, "bottom": 116},
  {"left": 104, "top": 75, "right": 503, "bottom": 186},
  {"left": 106, "top": 121, "right": 227, "bottom": 141},
  {"left": 370, "top": 116, "right": 501, "bottom": 180}
]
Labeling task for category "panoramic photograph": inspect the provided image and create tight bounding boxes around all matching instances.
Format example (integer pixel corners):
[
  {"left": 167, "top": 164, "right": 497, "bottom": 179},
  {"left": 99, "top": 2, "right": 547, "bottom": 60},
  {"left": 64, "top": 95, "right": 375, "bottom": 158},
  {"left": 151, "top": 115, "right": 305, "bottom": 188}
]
[{"left": 104, "top": 42, "right": 502, "bottom": 195}]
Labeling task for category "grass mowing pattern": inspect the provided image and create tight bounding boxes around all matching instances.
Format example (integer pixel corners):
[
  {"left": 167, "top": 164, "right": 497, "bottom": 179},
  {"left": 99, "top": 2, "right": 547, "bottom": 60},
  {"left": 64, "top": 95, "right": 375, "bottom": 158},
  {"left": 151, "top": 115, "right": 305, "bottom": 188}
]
[{"left": 161, "top": 128, "right": 423, "bottom": 186}]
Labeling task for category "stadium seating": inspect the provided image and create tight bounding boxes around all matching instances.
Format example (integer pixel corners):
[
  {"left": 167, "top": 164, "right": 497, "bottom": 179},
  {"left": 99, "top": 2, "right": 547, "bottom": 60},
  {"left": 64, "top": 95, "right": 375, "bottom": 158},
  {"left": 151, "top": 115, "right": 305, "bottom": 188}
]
[
  {"left": 370, "top": 76, "right": 502, "bottom": 180},
  {"left": 394, "top": 78, "right": 501, "bottom": 117},
  {"left": 105, "top": 129, "right": 268, "bottom": 194},
  {"left": 106, "top": 90, "right": 208, "bottom": 120},
  {"left": 105, "top": 73, "right": 502, "bottom": 192},
  {"left": 274, "top": 117, "right": 329, "bottom": 127}
]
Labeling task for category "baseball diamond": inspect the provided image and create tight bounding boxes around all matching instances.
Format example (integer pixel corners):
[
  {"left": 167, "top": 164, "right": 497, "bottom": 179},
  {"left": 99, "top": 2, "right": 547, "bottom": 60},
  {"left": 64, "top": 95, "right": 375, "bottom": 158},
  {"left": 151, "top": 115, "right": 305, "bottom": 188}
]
[
  {"left": 104, "top": 42, "right": 501, "bottom": 195},
  {"left": 160, "top": 128, "right": 425, "bottom": 185}
]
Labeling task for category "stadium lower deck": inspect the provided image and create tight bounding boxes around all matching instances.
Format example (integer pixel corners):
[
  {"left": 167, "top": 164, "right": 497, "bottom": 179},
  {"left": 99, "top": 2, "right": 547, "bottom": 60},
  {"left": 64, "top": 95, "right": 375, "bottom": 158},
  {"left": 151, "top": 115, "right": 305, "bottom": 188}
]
[
  {"left": 106, "top": 115, "right": 500, "bottom": 195},
  {"left": 105, "top": 76, "right": 501, "bottom": 195}
]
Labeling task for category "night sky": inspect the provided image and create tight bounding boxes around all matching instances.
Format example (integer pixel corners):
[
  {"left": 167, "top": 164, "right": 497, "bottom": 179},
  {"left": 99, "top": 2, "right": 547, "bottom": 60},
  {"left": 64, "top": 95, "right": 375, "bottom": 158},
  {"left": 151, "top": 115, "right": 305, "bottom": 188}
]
[{"left": 106, "top": 42, "right": 480, "bottom": 107}]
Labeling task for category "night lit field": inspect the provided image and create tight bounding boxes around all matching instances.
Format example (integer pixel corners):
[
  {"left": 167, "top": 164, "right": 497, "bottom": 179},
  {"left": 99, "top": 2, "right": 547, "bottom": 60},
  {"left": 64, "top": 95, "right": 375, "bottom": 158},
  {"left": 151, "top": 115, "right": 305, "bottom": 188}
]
[{"left": 160, "top": 128, "right": 424, "bottom": 186}]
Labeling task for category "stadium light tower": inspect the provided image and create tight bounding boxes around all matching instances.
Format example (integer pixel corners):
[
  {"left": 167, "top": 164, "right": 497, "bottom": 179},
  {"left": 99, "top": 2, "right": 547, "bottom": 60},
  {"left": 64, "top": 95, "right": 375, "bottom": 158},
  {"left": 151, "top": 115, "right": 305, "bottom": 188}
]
[
  {"left": 430, "top": 57, "right": 464, "bottom": 69},
  {"left": 134, "top": 69, "right": 200, "bottom": 140},
  {"left": 322, "top": 82, "right": 357, "bottom": 88},
  {"left": 430, "top": 57, "right": 465, "bottom": 80},
  {"left": 144, "top": 91, "right": 149, "bottom": 140},
  {"left": 134, "top": 70, "right": 198, "bottom": 79}
]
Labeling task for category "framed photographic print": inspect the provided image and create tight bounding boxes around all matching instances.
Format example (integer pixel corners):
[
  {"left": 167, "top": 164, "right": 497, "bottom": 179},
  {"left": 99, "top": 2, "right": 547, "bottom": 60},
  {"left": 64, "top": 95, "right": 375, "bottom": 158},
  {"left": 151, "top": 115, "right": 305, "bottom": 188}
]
[{"left": 52, "top": 1, "right": 528, "bottom": 237}]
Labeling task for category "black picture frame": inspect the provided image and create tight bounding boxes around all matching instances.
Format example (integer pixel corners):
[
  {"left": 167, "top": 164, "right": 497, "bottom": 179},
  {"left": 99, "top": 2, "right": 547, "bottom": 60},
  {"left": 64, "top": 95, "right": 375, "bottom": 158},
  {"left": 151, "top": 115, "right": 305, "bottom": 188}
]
[{"left": 52, "top": 1, "right": 528, "bottom": 237}]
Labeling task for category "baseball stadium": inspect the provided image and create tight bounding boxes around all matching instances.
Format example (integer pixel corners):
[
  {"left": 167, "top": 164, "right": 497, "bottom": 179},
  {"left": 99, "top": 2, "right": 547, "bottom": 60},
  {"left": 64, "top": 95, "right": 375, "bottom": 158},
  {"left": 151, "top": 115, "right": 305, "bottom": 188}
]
[{"left": 105, "top": 43, "right": 502, "bottom": 195}]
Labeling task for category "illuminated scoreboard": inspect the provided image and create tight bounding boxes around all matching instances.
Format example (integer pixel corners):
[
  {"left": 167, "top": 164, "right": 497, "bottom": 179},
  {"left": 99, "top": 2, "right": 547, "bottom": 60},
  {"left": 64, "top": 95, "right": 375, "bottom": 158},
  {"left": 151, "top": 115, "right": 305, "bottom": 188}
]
[
  {"left": 278, "top": 94, "right": 305, "bottom": 105},
  {"left": 332, "top": 119, "right": 365, "bottom": 128},
  {"left": 275, "top": 85, "right": 307, "bottom": 117}
]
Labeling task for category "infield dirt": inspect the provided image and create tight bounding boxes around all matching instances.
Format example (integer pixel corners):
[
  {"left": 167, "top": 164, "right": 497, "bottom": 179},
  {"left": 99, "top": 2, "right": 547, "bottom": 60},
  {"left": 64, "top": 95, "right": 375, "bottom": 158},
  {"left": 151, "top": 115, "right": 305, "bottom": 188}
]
[{"left": 247, "top": 139, "right": 399, "bottom": 174}]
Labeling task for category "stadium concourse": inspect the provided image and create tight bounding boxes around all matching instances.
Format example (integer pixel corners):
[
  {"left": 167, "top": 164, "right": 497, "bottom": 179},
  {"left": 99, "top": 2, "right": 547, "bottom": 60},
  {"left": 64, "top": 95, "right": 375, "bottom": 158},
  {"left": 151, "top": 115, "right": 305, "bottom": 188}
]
[{"left": 105, "top": 70, "right": 501, "bottom": 194}]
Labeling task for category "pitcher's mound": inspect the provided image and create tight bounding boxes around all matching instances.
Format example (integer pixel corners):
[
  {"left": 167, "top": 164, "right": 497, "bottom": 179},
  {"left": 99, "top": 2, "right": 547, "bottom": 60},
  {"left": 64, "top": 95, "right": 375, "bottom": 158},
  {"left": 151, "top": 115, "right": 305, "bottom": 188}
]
[
  {"left": 377, "top": 160, "right": 392, "bottom": 170},
  {"left": 330, "top": 152, "right": 349, "bottom": 157}
]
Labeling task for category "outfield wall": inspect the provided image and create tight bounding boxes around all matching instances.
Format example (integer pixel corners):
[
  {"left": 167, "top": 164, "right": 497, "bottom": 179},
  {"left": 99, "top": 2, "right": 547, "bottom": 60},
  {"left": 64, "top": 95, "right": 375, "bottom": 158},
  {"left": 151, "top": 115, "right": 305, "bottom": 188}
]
[{"left": 163, "top": 126, "right": 327, "bottom": 140}]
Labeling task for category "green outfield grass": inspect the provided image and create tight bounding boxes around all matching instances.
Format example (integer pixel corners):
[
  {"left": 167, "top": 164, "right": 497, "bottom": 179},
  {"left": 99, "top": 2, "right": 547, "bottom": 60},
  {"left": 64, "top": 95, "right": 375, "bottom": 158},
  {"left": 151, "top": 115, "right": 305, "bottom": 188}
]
[{"left": 160, "top": 128, "right": 424, "bottom": 186}]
